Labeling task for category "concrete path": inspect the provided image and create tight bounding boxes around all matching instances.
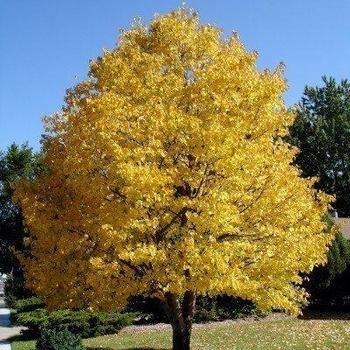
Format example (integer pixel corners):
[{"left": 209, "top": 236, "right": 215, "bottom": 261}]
[{"left": 0, "top": 297, "right": 24, "bottom": 350}]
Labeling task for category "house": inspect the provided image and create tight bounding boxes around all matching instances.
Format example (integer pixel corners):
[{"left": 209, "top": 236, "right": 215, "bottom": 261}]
[{"left": 331, "top": 211, "right": 350, "bottom": 240}]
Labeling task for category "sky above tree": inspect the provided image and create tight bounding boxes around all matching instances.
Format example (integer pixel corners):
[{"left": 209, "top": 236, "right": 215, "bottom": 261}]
[{"left": 1, "top": 0, "right": 349, "bottom": 150}]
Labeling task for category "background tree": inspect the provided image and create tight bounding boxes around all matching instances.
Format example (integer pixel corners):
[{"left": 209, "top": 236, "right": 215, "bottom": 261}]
[
  {"left": 289, "top": 76, "right": 350, "bottom": 217},
  {"left": 15, "top": 9, "right": 333, "bottom": 350},
  {"left": 289, "top": 77, "right": 350, "bottom": 306},
  {"left": 0, "top": 143, "right": 41, "bottom": 302}
]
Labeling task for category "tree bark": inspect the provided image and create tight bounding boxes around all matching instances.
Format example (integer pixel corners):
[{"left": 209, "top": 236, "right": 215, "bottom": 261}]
[{"left": 164, "top": 291, "right": 196, "bottom": 350}]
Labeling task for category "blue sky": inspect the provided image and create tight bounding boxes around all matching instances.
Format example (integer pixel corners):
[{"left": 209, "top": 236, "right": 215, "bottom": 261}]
[{"left": 1, "top": 0, "right": 349, "bottom": 150}]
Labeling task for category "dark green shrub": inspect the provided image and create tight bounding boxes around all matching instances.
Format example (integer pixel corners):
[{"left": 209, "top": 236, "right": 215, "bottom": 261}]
[
  {"left": 127, "top": 296, "right": 167, "bottom": 323},
  {"left": 194, "top": 295, "right": 259, "bottom": 322},
  {"left": 194, "top": 297, "right": 219, "bottom": 322},
  {"left": 305, "top": 230, "right": 350, "bottom": 305},
  {"left": 36, "top": 328, "right": 84, "bottom": 350},
  {"left": 14, "top": 309, "right": 48, "bottom": 336},
  {"left": 127, "top": 294, "right": 261, "bottom": 324},
  {"left": 14, "top": 297, "right": 44, "bottom": 313},
  {"left": 14, "top": 307, "right": 136, "bottom": 338},
  {"left": 44, "top": 310, "right": 136, "bottom": 338}
]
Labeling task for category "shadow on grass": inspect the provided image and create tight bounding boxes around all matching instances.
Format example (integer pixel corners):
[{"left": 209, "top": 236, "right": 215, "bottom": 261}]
[
  {"left": 300, "top": 305, "right": 350, "bottom": 321},
  {"left": 9, "top": 333, "right": 171, "bottom": 350},
  {"left": 8, "top": 332, "right": 38, "bottom": 342},
  {"left": 87, "top": 348, "right": 170, "bottom": 350}
]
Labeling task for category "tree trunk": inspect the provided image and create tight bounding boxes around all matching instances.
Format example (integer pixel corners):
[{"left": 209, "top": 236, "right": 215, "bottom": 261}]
[{"left": 164, "top": 291, "right": 196, "bottom": 350}]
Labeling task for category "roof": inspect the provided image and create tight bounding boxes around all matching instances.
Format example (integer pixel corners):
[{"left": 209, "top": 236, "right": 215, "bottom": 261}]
[{"left": 334, "top": 217, "right": 350, "bottom": 240}]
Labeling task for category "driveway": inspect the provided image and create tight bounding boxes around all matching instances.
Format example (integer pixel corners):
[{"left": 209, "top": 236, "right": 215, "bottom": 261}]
[{"left": 0, "top": 297, "right": 24, "bottom": 350}]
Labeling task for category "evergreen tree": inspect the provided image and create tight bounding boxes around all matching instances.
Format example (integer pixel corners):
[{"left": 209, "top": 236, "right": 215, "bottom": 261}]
[
  {"left": 289, "top": 76, "right": 350, "bottom": 216},
  {"left": 289, "top": 77, "right": 350, "bottom": 304},
  {"left": 0, "top": 143, "right": 41, "bottom": 300}
]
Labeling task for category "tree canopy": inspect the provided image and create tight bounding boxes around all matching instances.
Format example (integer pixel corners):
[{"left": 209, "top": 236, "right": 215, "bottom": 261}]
[
  {"left": 15, "top": 9, "right": 333, "bottom": 350},
  {"left": 289, "top": 76, "right": 350, "bottom": 217}
]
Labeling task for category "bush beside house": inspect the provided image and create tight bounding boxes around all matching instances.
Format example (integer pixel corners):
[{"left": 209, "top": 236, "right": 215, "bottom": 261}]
[{"left": 304, "top": 228, "right": 350, "bottom": 306}]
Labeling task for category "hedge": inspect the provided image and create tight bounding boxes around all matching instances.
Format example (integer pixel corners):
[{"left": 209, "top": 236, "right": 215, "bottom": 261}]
[
  {"left": 36, "top": 328, "right": 85, "bottom": 350},
  {"left": 13, "top": 298, "right": 137, "bottom": 338}
]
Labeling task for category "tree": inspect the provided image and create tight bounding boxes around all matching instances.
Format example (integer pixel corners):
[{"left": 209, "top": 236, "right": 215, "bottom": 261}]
[
  {"left": 0, "top": 143, "right": 41, "bottom": 301},
  {"left": 289, "top": 76, "right": 350, "bottom": 217},
  {"left": 0, "top": 143, "right": 41, "bottom": 273},
  {"left": 15, "top": 9, "right": 333, "bottom": 350}
]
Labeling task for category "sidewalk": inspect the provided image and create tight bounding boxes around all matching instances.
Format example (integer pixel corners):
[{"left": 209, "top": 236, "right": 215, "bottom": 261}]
[{"left": 0, "top": 297, "right": 24, "bottom": 350}]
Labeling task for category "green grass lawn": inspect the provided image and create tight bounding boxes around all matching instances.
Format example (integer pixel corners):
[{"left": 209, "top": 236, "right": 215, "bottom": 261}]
[{"left": 11, "top": 315, "right": 350, "bottom": 350}]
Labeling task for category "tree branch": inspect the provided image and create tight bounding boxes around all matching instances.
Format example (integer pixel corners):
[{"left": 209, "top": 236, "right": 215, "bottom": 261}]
[{"left": 154, "top": 207, "right": 193, "bottom": 243}]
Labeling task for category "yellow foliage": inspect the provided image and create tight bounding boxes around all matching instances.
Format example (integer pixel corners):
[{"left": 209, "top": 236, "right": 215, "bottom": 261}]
[{"left": 15, "top": 9, "right": 333, "bottom": 314}]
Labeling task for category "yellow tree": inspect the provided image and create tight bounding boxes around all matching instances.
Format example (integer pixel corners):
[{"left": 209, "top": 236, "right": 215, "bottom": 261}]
[{"left": 15, "top": 9, "right": 333, "bottom": 350}]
